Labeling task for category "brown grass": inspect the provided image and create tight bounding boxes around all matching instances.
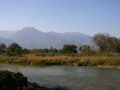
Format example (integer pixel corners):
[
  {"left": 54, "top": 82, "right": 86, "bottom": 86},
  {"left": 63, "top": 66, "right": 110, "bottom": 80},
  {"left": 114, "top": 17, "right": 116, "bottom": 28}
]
[{"left": 0, "top": 54, "right": 120, "bottom": 67}]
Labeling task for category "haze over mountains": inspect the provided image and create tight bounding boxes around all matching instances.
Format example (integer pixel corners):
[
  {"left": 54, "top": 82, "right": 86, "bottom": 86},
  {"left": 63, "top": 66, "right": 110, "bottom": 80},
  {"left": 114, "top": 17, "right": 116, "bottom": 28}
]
[
  {"left": 0, "top": 30, "right": 19, "bottom": 38},
  {"left": 0, "top": 27, "right": 91, "bottom": 49}
]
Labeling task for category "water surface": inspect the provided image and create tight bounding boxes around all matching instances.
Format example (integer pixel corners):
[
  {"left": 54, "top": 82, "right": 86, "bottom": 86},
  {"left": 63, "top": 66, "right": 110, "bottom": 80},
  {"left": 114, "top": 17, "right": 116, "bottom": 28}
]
[{"left": 0, "top": 63, "right": 120, "bottom": 90}]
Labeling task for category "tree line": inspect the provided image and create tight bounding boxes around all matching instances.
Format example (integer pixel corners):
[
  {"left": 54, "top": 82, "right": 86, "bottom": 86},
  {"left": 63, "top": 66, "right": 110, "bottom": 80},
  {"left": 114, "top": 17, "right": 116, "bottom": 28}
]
[{"left": 0, "top": 33, "right": 120, "bottom": 56}]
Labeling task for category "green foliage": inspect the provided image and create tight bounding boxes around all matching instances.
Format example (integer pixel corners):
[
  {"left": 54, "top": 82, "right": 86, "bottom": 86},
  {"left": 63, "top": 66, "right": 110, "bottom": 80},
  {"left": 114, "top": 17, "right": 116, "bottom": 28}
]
[
  {"left": 48, "top": 48, "right": 58, "bottom": 53},
  {"left": 79, "top": 46, "right": 82, "bottom": 51},
  {"left": 118, "top": 38, "right": 120, "bottom": 52},
  {"left": 6, "top": 43, "right": 22, "bottom": 56},
  {"left": 44, "top": 48, "right": 48, "bottom": 53},
  {"left": 5, "top": 49, "right": 14, "bottom": 56},
  {"left": 79, "top": 45, "right": 90, "bottom": 52},
  {"left": 79, "top": 45, "right": 95, "bottom": 56},
  {"left": 31, "top": 48, "right": 49, "bottom": 53},
  {"left": 15, "top": 47, "right": 22, "bottom": 56},
  {"left": 92, "top": 33, "right": 110, "bottom": 52},
  {"left": 7, "top": 43, "right": 22, "bottom": 52},
  {"left": 60, "top": 44, "right": 77, "bottom": 54},
  {"left": 30, "top": 48, "right": 58, "bottom": 56},
  {"left": 105, "top": 37, "right": 119, "bottom": 52},
  {"left": 0, "top": 70, "right": 28, "bottom": 90},
  {"left": 0, "top": 43, "right": 6, "bottom": 54},
  {"left": 22, "top": 48, "right": 30, "bottom": 54},
  {"left": 92, "top": 33, "right": 120, "bottom": 53}
]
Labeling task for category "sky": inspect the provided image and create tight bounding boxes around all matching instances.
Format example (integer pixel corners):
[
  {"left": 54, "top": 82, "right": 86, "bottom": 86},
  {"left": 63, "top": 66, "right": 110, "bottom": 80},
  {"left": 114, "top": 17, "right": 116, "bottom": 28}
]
[{"left": 0, "top": 0, "right": 120, "bottom": 37}]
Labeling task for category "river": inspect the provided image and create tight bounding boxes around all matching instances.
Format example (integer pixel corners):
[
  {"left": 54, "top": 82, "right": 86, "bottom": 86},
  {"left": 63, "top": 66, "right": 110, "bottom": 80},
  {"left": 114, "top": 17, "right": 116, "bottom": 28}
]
[{"left": 0, "top": 63, "right": 120, "bottom": 90}]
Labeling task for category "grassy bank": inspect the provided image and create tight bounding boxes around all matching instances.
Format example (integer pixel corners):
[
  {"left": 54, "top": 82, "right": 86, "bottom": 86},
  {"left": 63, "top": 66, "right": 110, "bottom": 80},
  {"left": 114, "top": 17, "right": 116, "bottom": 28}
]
[{"left": 0, "top": 55, "right": 120, "bottom": 67}]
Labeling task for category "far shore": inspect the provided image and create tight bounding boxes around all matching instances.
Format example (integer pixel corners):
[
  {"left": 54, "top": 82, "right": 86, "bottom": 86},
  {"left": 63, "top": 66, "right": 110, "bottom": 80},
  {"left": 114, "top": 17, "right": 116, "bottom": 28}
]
[{"left": 94, "top": 66, "right": 120, "bottom": 68}]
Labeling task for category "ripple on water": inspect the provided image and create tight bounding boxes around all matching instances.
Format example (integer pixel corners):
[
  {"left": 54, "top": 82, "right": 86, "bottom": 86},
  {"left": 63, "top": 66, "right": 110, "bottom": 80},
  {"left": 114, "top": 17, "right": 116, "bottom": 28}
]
[{"left": 0, "top": 63, "right": 120, "bottom": 90}]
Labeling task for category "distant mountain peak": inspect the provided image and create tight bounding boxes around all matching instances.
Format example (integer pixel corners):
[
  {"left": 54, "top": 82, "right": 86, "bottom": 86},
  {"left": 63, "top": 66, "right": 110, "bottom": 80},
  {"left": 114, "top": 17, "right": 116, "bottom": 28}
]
[
  {"left": 23, "top": 27, "right": 35, "bottom": 29},
  {"left": 0, "top": 27, "right": 92, "bottom": 49},
  {"left": 22, "top": 27, "right": 37, "bottom": 31},
  {"left": 21, "top": 27, "right": 44, "bottom": 34}
]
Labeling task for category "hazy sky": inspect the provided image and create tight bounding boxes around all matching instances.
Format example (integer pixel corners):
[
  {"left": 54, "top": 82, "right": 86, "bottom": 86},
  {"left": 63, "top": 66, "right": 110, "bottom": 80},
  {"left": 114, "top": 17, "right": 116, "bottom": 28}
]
[{"left": 0, "top": 0, "right": 120, "bottom": 37}]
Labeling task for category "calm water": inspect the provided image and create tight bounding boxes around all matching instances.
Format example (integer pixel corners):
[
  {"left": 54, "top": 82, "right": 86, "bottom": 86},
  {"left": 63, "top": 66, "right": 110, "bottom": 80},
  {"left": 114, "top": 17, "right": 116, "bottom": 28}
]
[{"left": 0, "top": 63, "right": 120, "bottom": 90}]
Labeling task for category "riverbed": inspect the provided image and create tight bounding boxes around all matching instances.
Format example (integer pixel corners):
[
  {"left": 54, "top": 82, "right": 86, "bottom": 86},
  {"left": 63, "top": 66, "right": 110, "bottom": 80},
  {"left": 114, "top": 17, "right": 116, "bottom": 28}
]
[{"left": 0, "top": 63, "right": 120, "bottom": 90}]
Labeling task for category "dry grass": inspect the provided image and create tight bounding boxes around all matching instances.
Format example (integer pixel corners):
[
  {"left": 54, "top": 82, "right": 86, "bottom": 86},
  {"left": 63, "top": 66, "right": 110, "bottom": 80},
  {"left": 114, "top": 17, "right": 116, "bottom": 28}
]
[{"left": 0, "top": 54, "right": 120, "bottom": 67}]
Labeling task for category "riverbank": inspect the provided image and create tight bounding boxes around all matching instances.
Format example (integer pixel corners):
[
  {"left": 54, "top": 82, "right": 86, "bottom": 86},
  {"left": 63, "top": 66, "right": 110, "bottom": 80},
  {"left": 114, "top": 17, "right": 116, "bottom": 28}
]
[
  {"left": 0, "top": 55, "right": 120, "bottom": 67},
  {"left": 0, "top": 70, "right": 67, "bottom": 90}
]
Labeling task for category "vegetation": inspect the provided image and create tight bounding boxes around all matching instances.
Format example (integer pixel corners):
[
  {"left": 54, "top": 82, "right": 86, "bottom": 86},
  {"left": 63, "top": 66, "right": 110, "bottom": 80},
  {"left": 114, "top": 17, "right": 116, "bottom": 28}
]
[
  {"left": 30, "top": 48, "right": 58, "bottom": 54},
  {"left": 0, "top": 33, "right": 120, "bottom": 89},
  {"left": 22, "top": 48, "right": 30, "bottom": 54},
  {"left": 59, "top": 44, "right": 77, "bottom": 54},
  {"left": 91, "top": 33, "right": 120, "bottom": 53},
  {"left": 0, "top": 33, "right": 120, "bottom": 67},
  {"left": 0, "top": 54, "right": 120, "bottom": 67},
  {"left": 0, "top": 70, "right": 67, "bottom": 90},
  {"left": 0, "top": 70, "right": 27, "bottom": 90},
  {"left": 79, "top": 45, "right": 91, "bottom": 53},
  {"left": 5, "top": 43, "right": 22, "bottom": 56},
  {"left": 0, "top": 43, "right": 6, "bottom": 54}
]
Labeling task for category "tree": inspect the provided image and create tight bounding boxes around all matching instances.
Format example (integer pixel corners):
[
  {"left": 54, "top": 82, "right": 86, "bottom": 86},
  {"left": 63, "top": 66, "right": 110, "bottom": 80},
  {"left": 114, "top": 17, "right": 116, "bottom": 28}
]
[
  {"left": 79, "top": 45, "right": 93, "bottom": 55},
  {"left": 79, "top": 47, "right": 82, "bottom": 51},
  {"left": 118, "top": 38, "right": 120, "bottom": 52},
  {"left": 43, "top": 48, "right": 48, "bottom": 53},
  {"left": 48, "top": 48, "right": 58, "bottom": 53},
  {"left": 15, "top": 47, "right": 22, "bottom": 55},
  {"left": 92, "top": 33, "right": 120, "bottom": 53},
  {"left": 60, "top": 44, "right": 77, "bottom": 53},
  {"left": 91, "top": 33, "right": 110, "bottom": 52},
  {"left": 22, "top": 48, "right": 30, "bottom": 54},
  {"left": 6, "top": 43, "right": 22, "bottom": 56},
  {"left": 30, "top": 48, "right": 48, "bottom": 53},
  {"left": 0, "top": 43, "right": 6, "bottom": 54},
  {"left": 50, "top": 46, "right": 53, "bottom": 49},
  {"left": 107, "top": 37, "right": 119, "bottom": 52},
  {"left": 79, "top": 45, "right": 90, "bottom": 52}
]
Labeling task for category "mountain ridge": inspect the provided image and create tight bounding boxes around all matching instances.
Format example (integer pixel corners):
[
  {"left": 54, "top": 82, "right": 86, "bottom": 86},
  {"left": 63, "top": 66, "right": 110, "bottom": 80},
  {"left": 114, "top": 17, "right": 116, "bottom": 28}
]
[
  {"left": 0, "top": 27, "right": 91, "bottom": 49},
  {"left": 0, "top": 37, "right": 14, "bottom": 47}
]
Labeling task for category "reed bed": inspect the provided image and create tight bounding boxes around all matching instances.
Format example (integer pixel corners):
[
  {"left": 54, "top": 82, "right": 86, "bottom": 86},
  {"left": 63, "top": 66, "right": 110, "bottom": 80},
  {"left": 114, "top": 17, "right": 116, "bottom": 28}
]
[{"left": 0, "top": 55, "right": 120, "bottom": 67}]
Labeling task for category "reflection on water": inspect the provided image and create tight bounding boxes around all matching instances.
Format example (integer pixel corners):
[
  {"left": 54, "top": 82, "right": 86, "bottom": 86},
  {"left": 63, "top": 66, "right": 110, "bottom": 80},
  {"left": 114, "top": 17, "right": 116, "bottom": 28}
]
[{"left": 0, "top": 63, "right": 120, "bottom": 90}]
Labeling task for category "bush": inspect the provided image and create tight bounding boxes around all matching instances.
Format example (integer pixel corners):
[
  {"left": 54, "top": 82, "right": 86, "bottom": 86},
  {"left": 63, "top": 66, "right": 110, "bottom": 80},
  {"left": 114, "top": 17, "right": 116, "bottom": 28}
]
[
  {"left": 0, "top": 70, "right": 67, "bottom": 90},
  {"left": 6, "top": 43, "right": 22, "bottom": 56},
  {"left": 0, "top": 70, "right": 28, "bottom": 90}
]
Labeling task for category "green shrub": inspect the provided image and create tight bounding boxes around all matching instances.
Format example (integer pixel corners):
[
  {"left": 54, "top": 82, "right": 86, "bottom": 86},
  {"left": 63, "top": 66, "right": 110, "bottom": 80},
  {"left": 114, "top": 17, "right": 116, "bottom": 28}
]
[{"left": 0, "top": 70, "right": 28, "bottom": 90}]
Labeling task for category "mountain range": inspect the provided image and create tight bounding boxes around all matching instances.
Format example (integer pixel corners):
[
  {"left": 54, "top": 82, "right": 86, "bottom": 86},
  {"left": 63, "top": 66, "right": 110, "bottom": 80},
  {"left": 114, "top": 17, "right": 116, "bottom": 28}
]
[{"left": 0, "top": 27, "right": 91, "bottom": 49}]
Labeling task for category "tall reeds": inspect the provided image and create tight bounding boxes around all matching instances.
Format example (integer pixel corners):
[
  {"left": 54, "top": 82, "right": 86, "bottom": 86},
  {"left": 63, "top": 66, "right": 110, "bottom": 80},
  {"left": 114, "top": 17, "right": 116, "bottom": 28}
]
[{"left": 0, "top": 55, "right": 120, "bottom": 67}]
